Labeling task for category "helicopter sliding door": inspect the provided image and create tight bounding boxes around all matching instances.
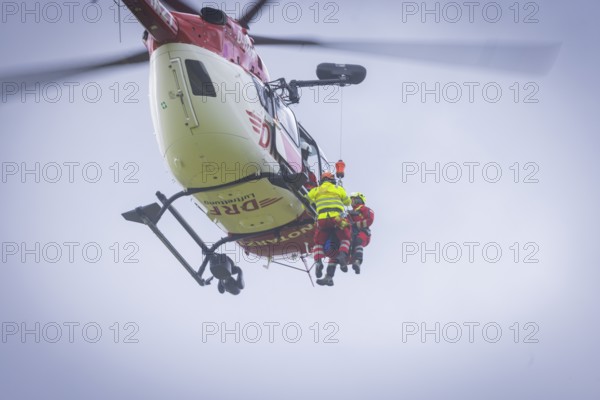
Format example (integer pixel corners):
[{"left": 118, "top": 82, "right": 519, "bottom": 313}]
[
  {"left": 167, "top": 57, "right": 199, "bottom": 128},
  {"left": 272, "top": 96, "right": 302, "bottom": 173}
]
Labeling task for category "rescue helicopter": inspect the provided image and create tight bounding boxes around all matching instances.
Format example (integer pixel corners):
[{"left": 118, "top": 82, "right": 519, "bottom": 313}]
[{"left": 1, "top": 0, "right": 560, "bottom": 295}]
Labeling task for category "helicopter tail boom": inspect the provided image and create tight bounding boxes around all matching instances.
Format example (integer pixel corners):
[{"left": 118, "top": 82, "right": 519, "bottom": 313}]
[{"left": 122, "top": 0, "right": 179, "bottom": 43}]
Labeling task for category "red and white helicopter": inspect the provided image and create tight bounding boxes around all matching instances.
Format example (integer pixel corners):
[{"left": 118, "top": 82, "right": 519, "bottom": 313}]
[{"left": 2, "top": 0, "right": 559, "bottom": 295}]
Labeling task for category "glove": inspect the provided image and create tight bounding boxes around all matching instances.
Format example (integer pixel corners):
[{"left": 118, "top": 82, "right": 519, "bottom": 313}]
[{"left": 335, "top": 216, "right": 350, "bottom": 229}]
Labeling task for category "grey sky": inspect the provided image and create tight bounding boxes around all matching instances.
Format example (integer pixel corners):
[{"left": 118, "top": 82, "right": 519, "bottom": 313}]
[{"left": 1, "top": 1, "right": 599, "bottom": 399}]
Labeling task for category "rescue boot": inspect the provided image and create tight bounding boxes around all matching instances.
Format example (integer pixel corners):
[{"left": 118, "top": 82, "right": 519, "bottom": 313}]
[
  {"left": 352, "top": 246, "right": 363, "bottom": 275},
  {"left": 316, "top": 264, "right": 336, "bottom": 286},
  {"left": 352, "top": 259, "right": 362, "bottom": 275},
  {"left": 337, "top": 252, "right": 348, "bottom": 271},
  {"left": 314, "top": 260, "right": 324, "bottom": 278},
  {"left": 338, "top": 260, "right": 348, "bottom": 273},
  {"left": 316, "top": 274, "right": 334, "bottom": 286}
]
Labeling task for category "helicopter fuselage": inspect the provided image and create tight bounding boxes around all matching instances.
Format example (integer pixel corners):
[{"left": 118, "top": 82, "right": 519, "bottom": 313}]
[{"left": 149, "top": 42, "right": 316, "bottom": 257}]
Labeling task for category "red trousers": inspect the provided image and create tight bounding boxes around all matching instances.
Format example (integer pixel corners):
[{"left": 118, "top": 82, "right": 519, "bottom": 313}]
[
  {"left": 312, "top": 217, "right": 351, "bottom": 261},
  {"left": 353, "top": 231, "right": 371, "bottom": 247}
]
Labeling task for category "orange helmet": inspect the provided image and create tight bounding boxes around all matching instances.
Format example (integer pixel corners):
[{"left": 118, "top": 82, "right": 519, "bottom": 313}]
[{"left": 320, "top": 171, "right": 335, "bottom": 182}]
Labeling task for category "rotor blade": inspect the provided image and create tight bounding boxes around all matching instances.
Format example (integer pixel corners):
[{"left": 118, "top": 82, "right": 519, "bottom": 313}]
[
  {"left": 0, "top": 50, "right": 149, "bottom": 90},
  {"left": 251, "top": 36, "right": 561, "bottom": 75},
  {"left": 162, "top": 0, "right": 199, "bottom": 15},
  {"left": 238, "top": 0, "right": 270, "bottom": 29}
]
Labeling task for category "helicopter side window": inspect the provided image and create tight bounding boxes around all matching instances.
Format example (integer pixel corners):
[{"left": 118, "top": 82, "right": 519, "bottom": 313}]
[
  {"left": 185, "top": 59, "right": 216, "bottom": 97},
  {"left": 298, "top": 126, "right": 319, "bottom": 176},
  {"left": 274, "top": 96, "right": 299, "bottom": 146},
  {"left": 252, "top": 77, "right": 273, "bottom": 116},
  {"left": 320, "top": 154, "right": 333, "bottom": 176}
]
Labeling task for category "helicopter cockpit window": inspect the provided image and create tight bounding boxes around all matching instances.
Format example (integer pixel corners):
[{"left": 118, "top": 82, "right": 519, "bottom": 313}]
[
  {"left": 185, "top": 59, "right": 216, "bottom": 97},
  {"left": 274, "top": 96, "right": 299, "bottom": 146}
]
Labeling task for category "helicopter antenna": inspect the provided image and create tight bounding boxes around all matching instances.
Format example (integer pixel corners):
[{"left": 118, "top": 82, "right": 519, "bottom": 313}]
[{"left": 111, "top": 0, "right": 123, "bottom": 43}]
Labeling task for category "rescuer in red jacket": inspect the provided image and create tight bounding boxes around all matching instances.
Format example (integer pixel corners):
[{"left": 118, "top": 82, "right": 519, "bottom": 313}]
[{"left": 347, "top": 192, "right": 374, "bottom": 274}]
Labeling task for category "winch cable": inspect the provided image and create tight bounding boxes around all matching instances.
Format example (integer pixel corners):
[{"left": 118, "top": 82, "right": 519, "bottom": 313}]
[{"left": 339, "top": 86, "right": 344, "bottom": 159}]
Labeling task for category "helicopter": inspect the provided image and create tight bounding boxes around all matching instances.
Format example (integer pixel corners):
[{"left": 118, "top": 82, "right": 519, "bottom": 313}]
[
  {"left": 117, "top": 0, "right": 368, "bottom": 295},
  {"left": 1, "top": 0, "right": 560, "bottom": 295}
]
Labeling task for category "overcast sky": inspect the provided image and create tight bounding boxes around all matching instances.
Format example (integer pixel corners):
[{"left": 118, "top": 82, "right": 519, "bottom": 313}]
[{"left": 1, "top": 1, "right": 599, "bottom": 399}]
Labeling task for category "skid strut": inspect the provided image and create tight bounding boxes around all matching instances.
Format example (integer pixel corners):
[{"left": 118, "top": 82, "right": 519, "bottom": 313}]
[{"left": 130, "top": 202, "right": 209, "bottom": 287}]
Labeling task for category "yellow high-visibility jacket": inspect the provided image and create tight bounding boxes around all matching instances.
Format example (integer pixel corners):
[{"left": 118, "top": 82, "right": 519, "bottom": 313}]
[{"left": 306, "top": 181, "right": 351, "bottom": 219}]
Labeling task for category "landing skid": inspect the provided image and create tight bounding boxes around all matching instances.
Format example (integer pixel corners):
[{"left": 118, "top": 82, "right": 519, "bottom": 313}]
[
  {"left": 123, "top": 189, "right": 315, "bottom": 295},
  {"left": 266, "top": 255, "right": 316, "bottom": 287}
]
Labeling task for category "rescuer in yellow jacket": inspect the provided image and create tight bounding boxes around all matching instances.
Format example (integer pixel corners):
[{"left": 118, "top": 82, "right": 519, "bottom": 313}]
[{"left": 306, "top": 171, "right": 351, "bottom": 286}]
